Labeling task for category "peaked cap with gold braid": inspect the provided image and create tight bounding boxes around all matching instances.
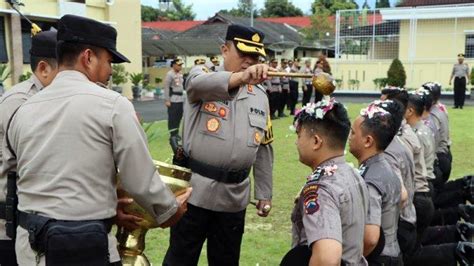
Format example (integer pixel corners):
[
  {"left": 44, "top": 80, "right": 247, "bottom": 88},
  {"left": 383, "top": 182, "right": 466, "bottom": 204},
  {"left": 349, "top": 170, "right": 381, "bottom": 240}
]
[{"left": 225, "top": 24, "right": 266, "bottom": 57}]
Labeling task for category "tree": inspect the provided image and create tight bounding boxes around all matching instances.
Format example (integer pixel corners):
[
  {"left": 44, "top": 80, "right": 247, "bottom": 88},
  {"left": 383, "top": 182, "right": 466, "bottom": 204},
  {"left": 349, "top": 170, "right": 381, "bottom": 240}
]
[
  {"left": 260, "top": 0, "right": 303, "bottom": 18},
  {"left": 362, "top": 0, "right": 371, "bottom": 9},
  {"left": 312, "top": 0, "right": 358, "bottom": 15},
  {"left": 141, "top": 0, "right": 195, "bottom": 22},
  {"left": 376, "top": 0, "right": 391, "bottom": 8},
  {"left": 387, "top": 58, "right": 407, "bottom": 87},
  {"left": 301, "top": 5, "right": 334, "bottom": 47},
  {"left": 219, "top": 0, "right": 259, "bottom": 17}
]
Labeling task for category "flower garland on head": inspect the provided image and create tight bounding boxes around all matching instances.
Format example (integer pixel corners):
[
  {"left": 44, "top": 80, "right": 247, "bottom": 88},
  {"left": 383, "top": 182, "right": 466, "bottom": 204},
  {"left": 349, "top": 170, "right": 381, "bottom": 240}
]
[
  {"left": 383, "top": 85, "right": 406, "bottom": 92},
  {"left": 291, "top": 98, "right": 337, "bottom": 131},
  {"left": 415, "top": 87, "right": 431, "bottom": 97},
  {"left": 360, "top": 100, "right": 392, "bottom": 119}
]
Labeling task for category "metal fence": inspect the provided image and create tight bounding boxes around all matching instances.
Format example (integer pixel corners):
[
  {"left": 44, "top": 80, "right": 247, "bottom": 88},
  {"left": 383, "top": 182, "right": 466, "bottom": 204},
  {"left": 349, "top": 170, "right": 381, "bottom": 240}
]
[{"left": 333, "top": 4, "right": 474, "bottom": 90}]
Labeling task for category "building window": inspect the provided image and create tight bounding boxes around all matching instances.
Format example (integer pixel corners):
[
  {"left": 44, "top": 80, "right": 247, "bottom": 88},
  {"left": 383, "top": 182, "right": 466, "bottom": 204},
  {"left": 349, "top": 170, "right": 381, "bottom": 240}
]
[
  {"left": 466, "top": 34, "right": 474, "bottom": 58},
  {"left": 0, "top": 17, "right": 8, "bottom": 63},
  {"left": 21, "top": 19, "right": 58, "bottom": 64}
]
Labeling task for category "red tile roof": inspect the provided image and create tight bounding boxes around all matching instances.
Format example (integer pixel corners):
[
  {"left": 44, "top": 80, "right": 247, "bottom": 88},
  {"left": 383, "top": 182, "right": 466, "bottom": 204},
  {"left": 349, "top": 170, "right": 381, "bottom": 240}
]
[
  {"left": 257, "top": 17, "right": 312, "bottom": 28},
  {"left": 142, "top": 20, "right": 204, "bottom": 32},
  {"left": 398, "top": 0, "right": 473, "bottom": 7}
]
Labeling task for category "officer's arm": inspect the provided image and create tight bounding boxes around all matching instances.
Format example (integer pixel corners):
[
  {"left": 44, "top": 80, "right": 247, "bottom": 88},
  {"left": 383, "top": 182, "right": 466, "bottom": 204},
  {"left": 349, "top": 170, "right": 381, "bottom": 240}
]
[
  {"left": 253, "top": 144, "right": 273, "bottom": 200},
  {"left": 310, "top": 239, "right": 342, "bottom": 266},
  {"left": 364, "top": 184, "right": 382, "bottom": 256},
  {"left": 186, "top": 66, "right": 235, "bottom": 104},
  {"left": 163, "top": 72, "right": 172, "bottom": 102},
  {"left": 110, "top": 96, "right": 179, "bottom": 226}
]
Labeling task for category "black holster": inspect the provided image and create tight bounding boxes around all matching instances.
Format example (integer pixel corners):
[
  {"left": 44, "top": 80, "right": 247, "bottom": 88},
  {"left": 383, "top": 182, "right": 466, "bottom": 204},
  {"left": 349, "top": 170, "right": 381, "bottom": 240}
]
[
  {"left": 18, "top": 211, "right": 112, "bottom": 266},
  {"left": 5, "top": 171, "right": 18, "bottom": 239}
]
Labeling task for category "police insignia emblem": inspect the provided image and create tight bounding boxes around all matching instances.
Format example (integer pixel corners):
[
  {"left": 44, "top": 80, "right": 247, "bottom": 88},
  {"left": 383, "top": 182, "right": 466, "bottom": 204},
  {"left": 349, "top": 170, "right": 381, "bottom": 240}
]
[
  {"left": 252, "top": 33, "right": 260, "bottom": 42},
  {"left": 204, "top": 103, "right": 217, "bottom": 113},
  {"left": 207, "top": 118, "right": 220, "bottom": 132},
  {"left": 247, "top": 84, "right": 254, "bottom": 93},
  {"left": 254, "top": 131, "right": 261, "bottom": 144}
]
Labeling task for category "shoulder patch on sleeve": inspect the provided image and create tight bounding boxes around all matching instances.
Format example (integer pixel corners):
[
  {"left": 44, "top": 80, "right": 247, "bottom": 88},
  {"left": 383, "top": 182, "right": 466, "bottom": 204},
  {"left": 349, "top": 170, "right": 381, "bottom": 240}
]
[
  {"left": 202, "top": 67, "right": 209, "bottom": 73},
  {"left": 303, "top": 183, "right": 320, "bottom": 215}
]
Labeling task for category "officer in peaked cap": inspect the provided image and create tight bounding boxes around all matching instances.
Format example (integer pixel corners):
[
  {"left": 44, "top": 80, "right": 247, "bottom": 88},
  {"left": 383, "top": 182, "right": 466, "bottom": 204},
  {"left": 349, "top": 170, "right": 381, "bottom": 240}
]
[
  {"left": 164, "top": 58, "right": 185, "bottom": 153},
  {"left": 0, "top": 29, "right": 58, "bottom": 266},
  {"left": 164, "top": 23, "right": 273, "bottom": 266},
  {"left": 3, "top": 14, "right": 190, "bottom": 265},
  {"left": 449, "top": 53, "right": 470, "bottom": 109}
]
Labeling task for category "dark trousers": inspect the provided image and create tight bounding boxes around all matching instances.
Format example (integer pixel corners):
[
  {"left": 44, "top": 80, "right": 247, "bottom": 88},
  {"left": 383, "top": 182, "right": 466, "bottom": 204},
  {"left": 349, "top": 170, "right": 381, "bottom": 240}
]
[
  {"left": 288, "top": 81, "right": 299, "bottom": 115},
  {"left": 454, "top": 77, "right": 466, "bottom": 108},
  {"left": 302, "top": 84, "right": 313, "bottom": 106},
  {"left": 433, "top": 151, "right": 452, "bottom": 188},
  {"left": 269, "top": 92, "right": 280, "bottom": 117},
  {"left": 0, "top": 240, "right": 17, "bottom": 266},
  {"left": 314, "top": 88, "right": 323, "bottom": 103},
  {"left": 278, "top": 89, "right": 289, "bottom": 116},
  {"left": 405, "top": 243, "right": 458, "bottom": 266},
  {"left": 167, "top": 102, "right": 183, "bottom": 137},
  {"left": 431, "top": 206, "right": 462, "bottom": 226},
  {"left": 414, "top": 192, "right": 435, "bottom": 239},
  {"left": 422, "top": 224, "right": 459, "bottom": 245},
  {"left": 163, "top": 204, "right": 246, "bottom": 266},
  {"left": 368, "top": 255, "right": 403, "bottom": 266},
  {"left": 398, "top": 220, "right": 417, "bottom": 256},
  {"left": 432, "top": 178, "right": 466, "bottom": 209}
]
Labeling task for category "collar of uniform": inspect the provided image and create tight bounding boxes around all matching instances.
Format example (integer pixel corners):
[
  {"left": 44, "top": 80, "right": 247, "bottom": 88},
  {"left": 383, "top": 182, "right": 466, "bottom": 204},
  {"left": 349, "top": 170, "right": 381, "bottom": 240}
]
[
  {"left": 30, "top": 74, "right": 45, "bottom": 91},
  {"left": 361, "top": 152, "right": 384, "bottom": 168},
  {"left": 55, "top": 70, "right": 90, "bottom": 83},
  {"left": 317, "top": 155, "right": 345, "bottom": 169},
  {"left": 237, "top": 86, "right": 249, "bottom": 100},
  {"left": 413, "top": 120, "right": 424, "bottom": 132}
]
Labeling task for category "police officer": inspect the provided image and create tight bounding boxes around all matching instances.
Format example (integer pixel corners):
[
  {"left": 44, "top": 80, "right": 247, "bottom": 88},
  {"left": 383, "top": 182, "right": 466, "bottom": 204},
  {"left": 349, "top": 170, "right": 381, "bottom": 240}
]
[
  {"left": 164, "top": 58, "right": 185, "bottom": 153},
  {"left": 281, "top": 98, "right": 368, "bottom": 265},
  {"left": 449, "top": 53, "right": 470, "bottom": 109},
  {"left": 208, "top": 56, "right": 220, "bottom": 72},
  {"left": 266, "top": 58, "right": 281, "bottom": 119},
  {"left": 301, "top": 59, "right": 313, "bottom": 106},
  {"left": 0, "top": 30, "right": 58, "bottom": 266},
  {"left": 278, "top": 58, "right": 290, "bottom": 117},
  {"left": 163, "top": 24, "right": 273, "bottom": 266},
  {"left": 2, "top": 15, "right": 190, "bottom": 265},
  {"left": 350, "top": 100, "right": 403, "bottom": 265},
  {"left": 288, "top": 58, "right": 300, "bottom": 115}
]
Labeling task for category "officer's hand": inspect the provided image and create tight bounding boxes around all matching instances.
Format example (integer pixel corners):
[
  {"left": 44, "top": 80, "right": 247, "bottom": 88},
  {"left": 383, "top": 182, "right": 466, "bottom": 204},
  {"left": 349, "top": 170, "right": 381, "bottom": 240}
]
[
  {"left": 241, "top": 64, "right": 270, "bottom": 85},
  {"left": 160, "top": 187, "right": 192, "bottom": 228},
  {"left": 115, "top": 198, "right": 143, "bottom": 231},
  {"left": 256, "top": 200, "right": 272, "bottom": 217},
  {"left": 165, "top": 100, "right": 171, "bottom": 107},
  {"left": 303, "top": 86, "right": 307, "bottom": 92}
]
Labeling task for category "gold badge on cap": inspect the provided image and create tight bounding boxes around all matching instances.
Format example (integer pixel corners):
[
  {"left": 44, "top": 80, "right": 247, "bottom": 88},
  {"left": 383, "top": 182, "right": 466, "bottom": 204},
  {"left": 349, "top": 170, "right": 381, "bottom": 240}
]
[
  {"left": 207, "top": 118, "right": 220, "bottom": 132},
  {"left": 252, "top": 33, "right": 260, "bottom": 42}
]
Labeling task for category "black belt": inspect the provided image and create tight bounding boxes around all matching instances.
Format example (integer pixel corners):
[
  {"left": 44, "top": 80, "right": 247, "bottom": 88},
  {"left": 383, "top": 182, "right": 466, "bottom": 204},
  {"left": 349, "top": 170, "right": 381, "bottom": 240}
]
[
  {"left": 415, "top": 191, "right": 432, "bottom": 197},
  {"left": 455, "top": 76, "right": 466, "bottom": 79},
  {"left": 0, "top": 202, "right": 5, "bottom": 219},
  {"left": 271, "top": 83, "right": 280, "bottom": 86},
  {"left": 171, "top": 92, "right": 183, "bottom": 96},
  {"left": 282, "top": 82, "right": 289, "bottom": 84},
  {"left": 17, "top": 211, "right": 114, "bottom": 234},
  {"left": 188, "top": 158, "right": 250, "bottom": 184}
]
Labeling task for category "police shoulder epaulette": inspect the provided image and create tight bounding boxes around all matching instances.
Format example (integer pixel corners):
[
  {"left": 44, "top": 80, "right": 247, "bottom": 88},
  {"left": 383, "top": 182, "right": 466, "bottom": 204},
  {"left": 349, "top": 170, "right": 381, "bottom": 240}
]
[{"left": 261, "top": 115, "right": 274, "bottom": 145}]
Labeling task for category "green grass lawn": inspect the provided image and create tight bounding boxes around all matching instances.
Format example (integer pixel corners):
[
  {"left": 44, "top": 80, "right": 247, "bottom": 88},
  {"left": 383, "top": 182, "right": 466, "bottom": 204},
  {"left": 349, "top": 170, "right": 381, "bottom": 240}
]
[{"left": 141, "top": 103, "right": 474, "bottom": 266}]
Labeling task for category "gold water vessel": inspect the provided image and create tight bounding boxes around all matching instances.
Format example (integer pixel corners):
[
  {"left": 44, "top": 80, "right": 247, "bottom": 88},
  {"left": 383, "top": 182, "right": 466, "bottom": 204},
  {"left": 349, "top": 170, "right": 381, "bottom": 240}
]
[
  {"left": 117, "top": 161, "right": 192, "bottom": 266},
  {"left": 267, "top": 71, "right": 336, "bottom": 95}
]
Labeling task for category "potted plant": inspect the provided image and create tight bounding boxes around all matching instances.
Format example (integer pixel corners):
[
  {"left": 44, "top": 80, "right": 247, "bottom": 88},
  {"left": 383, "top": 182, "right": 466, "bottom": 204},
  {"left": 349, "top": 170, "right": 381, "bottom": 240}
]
[
  {"left": 0, "top": 64, "right": 10, "bottom": 96},
  {"left": 154, "top": 77, "right": 163, "bottom": 97},
  {"left": 112, "top": 64, "right": 128, "bottom": 94},
  {"left": 129, "top": 72, "right": 144, "bottom": 100},
  {"left": 19, "top": 71, "right": 32, "bottom": 82}
]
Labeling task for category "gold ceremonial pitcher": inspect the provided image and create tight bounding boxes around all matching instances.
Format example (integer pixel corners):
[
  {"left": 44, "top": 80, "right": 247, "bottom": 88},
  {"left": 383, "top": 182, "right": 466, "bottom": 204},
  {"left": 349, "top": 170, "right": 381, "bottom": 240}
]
[{"left": 116, "top": 161, "right": 192, "bottom": 266}]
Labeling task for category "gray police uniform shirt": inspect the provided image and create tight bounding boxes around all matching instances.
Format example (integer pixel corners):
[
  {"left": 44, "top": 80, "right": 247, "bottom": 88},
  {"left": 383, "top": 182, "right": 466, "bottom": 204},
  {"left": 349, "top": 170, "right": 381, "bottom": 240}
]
[
  {"left": 182, "top": 66, "right": 273, "bottom": 212},
  {"left": 163, "top": 69, "right": 184, "bottom": 103},
  {"left": 452, "top": 63, "right": 469, "bottom": 79},
  {"left": 3, "top": 70, "right": 178, "bottom": 264},
  {"left": 413, "top": 120, "right": 436, "bottom": 181},
  {"left": 266, "top": 75, "right": 281, "bottom": 93},
  {"left": 385, "top": 135, "right": 417, "bottom": 225},
  {"left": 429, "top": 103, "right": 450, "bottom": 154},
  {"left": 399, "top": 120, "right": 429, "bottom": 193},
  {"left": 280, "top": 67, "right": 290, "bottom": 90},
  {"left": 291, "top": 156, "right": 368, "bottom": 265},
  {"left": 302, "top": 66, "right": 313, "bottom": 86},
  {"left": 0, "top": 75, "right": 43, "bottom": 240},
  {"left": 360, "top": 153, "right": 401, "bottom": 257}
]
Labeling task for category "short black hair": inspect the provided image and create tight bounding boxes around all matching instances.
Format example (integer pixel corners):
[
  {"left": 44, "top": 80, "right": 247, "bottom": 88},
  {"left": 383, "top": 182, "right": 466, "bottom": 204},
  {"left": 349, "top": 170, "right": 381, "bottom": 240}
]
[
  {"left": 408, "top": 93, "right": 426, "bottom": 116},
  {"left": 30, "top": 56, "right": 57, "bottom": 72},
  {"left": 381, "top": 88, "right": 409, "bottom": 110},
  {"left": 360, "top": 101, "right": 402, "bottom": 151},
  {"left": 296, "top": 102, "right": 350, "bottom": 150},
  {"left": 56, "top": 41, "right": 103, "bottom": 67}
]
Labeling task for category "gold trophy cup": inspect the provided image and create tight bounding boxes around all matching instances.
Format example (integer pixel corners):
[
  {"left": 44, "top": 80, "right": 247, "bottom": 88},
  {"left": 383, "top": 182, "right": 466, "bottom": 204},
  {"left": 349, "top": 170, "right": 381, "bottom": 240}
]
[{"left": 116, "top": 161, "right": 192, "bottom": 266}]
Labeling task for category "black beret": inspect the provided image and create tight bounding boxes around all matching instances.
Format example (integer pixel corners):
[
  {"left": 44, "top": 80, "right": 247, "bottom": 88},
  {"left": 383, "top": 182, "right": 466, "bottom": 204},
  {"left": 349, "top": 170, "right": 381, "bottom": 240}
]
[
  {"left": 57, "top": 14, "right": 130, "bottom": 63},
  {"left": 225, "top": 24, "right": 266, "bottom": 57},
  {"left": 30, "top": 30, "right": 57, "bottom": 58}
]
